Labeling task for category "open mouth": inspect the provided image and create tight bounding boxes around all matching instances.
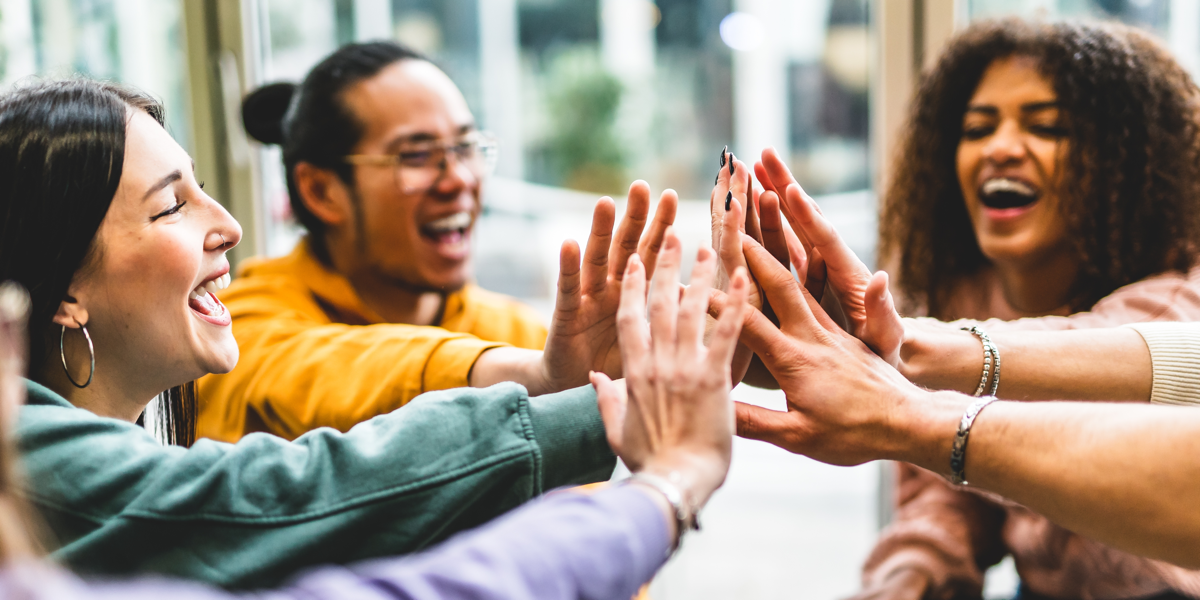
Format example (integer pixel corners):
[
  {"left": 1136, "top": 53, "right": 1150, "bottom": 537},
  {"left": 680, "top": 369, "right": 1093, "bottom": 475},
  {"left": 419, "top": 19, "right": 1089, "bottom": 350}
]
[
  {"left": 419, "top": 211, "right": 473, "bottom": 245},
  {"left": 979, "top": 178, "right": 1039, "bottom": 210},
  {"left": 189, "top": 273, "right": 230, "bottom": 322}
]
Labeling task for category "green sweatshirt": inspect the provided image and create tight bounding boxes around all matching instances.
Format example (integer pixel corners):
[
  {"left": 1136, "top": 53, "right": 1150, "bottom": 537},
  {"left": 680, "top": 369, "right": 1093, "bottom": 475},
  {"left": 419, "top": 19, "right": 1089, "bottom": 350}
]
[{"left": 15, "top": 379, "right": 615, "bottom": 589}]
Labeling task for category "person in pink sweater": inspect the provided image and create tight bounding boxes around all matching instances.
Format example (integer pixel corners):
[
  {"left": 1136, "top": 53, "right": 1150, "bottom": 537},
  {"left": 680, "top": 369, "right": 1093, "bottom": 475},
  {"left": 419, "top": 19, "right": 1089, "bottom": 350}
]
[{"left": 728, "top": 18, "right": 1200, "bottom": 600}]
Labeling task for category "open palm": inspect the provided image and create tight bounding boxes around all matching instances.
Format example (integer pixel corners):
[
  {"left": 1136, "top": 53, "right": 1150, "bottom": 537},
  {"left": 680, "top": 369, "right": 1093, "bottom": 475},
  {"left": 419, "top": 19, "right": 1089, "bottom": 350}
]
[{"left": 539, "top": 181, "right": 677, "bottom": 391}]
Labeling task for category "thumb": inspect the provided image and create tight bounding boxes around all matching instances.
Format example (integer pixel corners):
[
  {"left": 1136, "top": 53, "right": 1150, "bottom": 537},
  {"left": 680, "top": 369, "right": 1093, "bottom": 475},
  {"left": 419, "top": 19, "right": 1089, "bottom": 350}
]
[
  {"left": 591, "top": 371, "right": 626, "bottom": 454},
  {"left": 735, "top": 401, "right": 800, "bottom": 451},
  {"left": 863, "top": 271, "right": 904, "bottom": 366}
]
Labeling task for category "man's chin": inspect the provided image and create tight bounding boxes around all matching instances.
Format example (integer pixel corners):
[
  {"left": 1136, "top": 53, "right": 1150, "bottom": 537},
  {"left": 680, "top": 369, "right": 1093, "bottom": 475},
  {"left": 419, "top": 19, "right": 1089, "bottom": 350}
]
[{"left": 388, "top": 272, "right": 471, "bottom": 294}]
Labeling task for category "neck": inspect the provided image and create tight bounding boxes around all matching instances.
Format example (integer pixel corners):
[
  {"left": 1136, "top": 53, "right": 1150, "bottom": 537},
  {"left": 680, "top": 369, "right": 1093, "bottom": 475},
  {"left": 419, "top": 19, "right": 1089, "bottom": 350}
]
[
  {"left": 323, "top": 234, "right": 445, "bottom": 326},
  {"left": 990, "top": 249, "right": 1080, "bottom": 316},
  {"left": 38, "top": 357, "right": 157, "bottom": 423}
]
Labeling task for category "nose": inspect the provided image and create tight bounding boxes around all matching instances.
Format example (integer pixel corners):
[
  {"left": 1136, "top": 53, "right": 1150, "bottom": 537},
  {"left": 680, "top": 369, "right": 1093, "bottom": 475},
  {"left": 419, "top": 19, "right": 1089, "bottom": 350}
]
[
  {"left": 981, "top": 120, "right": 1027, "bottom": 165},
  {"left": 430, "top": 151, "right": 478, "bottom": 199},
  {"left": 206, "top": 201, "right": 243, "bottom": 252}
]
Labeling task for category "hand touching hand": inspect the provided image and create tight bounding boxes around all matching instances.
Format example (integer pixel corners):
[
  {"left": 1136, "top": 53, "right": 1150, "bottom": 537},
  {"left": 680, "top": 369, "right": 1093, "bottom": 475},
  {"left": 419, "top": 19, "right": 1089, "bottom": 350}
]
[
  {"left": 755, "top": 147, "right": 905, "bottom": 365},
  {"left": 592, "top": 231, "right": 748, "bottom": 511},
  {"left": 537, "top": 181, "right": 678, "bottom": 394},
  {"left": 733, "top": 234, "right": 933, "bottom": 467}
]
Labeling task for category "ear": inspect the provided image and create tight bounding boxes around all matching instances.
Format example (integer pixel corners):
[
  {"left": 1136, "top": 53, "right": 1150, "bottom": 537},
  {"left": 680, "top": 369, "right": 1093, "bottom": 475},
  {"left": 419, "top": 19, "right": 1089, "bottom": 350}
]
[
  {"left": 294, "top": 162, "right": 354, "bottom": 228},
  {"left": 51, "top": 294, "right": 89, "bottom": 330}
]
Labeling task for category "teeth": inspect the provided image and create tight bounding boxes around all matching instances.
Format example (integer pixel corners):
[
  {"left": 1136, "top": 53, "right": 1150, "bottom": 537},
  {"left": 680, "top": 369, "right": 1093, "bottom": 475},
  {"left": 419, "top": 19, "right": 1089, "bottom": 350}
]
[
  {"left": 191, "top": 273, "right": 231, "bottom": 301},
  {"left": 424, "top": 212, "right": 472, "bottom": 233},
  {"left": 982, "top": 178, "right": 1036, "bottom": 197}
]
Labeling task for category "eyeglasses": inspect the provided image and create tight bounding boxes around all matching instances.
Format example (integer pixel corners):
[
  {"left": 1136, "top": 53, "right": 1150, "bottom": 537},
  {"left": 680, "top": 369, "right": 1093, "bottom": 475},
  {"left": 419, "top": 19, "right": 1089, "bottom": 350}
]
[{"left": 343, "top": 131, "right": 499, "bottom": 195}]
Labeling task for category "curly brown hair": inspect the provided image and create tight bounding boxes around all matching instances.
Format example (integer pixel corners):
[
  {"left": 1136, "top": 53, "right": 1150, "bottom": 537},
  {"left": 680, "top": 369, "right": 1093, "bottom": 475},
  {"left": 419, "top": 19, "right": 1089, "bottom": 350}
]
[{"left": 878, "top": 19, "right": 1200, "bottom": 317}]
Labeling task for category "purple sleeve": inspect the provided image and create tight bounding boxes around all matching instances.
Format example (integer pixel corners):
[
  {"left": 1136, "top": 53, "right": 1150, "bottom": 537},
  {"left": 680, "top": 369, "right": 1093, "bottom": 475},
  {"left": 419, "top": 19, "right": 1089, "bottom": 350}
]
[
  {"left": 272, "top": 484, "right": 672, "bottom": 600},
  {"left": 18, "top": 485, "right": 670, "bottom": 600}
]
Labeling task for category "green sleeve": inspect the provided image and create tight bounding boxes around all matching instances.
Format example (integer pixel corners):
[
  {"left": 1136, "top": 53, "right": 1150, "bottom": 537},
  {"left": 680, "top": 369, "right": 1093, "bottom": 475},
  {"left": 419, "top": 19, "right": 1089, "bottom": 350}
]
[{"left": 17, "top": 380, "right": 614, "bottom": 589}]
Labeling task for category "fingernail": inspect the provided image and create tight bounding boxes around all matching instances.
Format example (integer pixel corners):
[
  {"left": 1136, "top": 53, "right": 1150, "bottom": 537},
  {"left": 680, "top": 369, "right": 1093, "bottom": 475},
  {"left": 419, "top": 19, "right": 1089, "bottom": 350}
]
[
  {"left": 720, "top": 145, "right": 727, "bottom": 167},
  {"left": 725, "top": 191, "right": 732, "bottom": 211},
  {"left": 729, "top": 154, "right": 735, "bottom": 175}
]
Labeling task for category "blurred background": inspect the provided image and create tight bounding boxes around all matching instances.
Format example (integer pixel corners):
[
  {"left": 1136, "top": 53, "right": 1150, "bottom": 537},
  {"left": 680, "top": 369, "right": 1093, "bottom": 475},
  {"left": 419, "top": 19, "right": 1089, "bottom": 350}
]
[{"left": 0, "top": 0, "right": 1195, "bottom": 597}]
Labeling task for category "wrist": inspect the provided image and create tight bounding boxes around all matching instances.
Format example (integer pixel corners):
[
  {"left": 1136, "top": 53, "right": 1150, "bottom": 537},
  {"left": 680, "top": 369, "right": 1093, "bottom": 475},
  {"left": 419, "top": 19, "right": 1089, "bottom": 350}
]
[
  {"left": 471, "top": 348, "right": 554, "bottom": 395},
  {"left": 899, "top": 320, "right": 983, "bottom": 394},
  {"left": 637, "top": 451, "right": 727, "bottom": 514},
  {"left": 883, "top": 388, "right": 970, "bottom": 476}
]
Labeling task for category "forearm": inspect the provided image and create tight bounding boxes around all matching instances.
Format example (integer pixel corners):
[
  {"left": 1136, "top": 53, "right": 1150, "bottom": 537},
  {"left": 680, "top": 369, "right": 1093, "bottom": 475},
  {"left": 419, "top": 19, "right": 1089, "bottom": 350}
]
[
  {"left": 891, "top": 391, "right": 1200, "bottom": 568},
  {"left": 901, "top": 321, "right": 1152, "bottom": 401},
  {"left": 469, "top": 347, "right": 552, "bottom": 395}
]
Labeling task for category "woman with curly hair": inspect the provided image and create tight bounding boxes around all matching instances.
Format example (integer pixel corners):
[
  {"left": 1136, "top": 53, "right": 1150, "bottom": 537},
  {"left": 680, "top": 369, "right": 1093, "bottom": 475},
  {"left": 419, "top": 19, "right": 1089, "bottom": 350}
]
[{"left": 857, "top": 19, "right": 1200, "bottom": 600}]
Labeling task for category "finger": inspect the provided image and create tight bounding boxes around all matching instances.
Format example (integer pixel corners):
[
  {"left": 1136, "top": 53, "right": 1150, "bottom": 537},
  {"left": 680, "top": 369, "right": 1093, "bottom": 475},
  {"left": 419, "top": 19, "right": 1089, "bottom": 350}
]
[
  {"left": 616, "top": 254, "right": 651, "bottom": 370},
  {"left": 783, "top": 221, "right": 808, "bottom": 282},
  {"left": 710, "top": 148, "right": 733, "bottom": 258},
  {"left": 805, "top": 247, "right": 827, "bottom": 302},
  {"left": 720, "top": 195, "right": 748, "bottom": 287},
  {"left": 744, "top": 170, "right": 763, "bottom": 245},
  {"left": 754, "top": 161, "right": 777, "bottom": 196},
  {"left": 735, "top": 401, "right": 801, "bottom": 448},
  {"left": 638, "top": 188, "right": 678, "bottom": 278},
  {"left": 611, "top": 181, "right": 650, "bottom": 283},
  {"left": 729, "top": 160, "right": 751, "bottom": 236},
  {"left": 863, "top": 270, "right": 904, "bottom": 360},
  {"left": 554, "top": 240, "right": 582, "bottom": 316},
  {"left": 759, "top": 147, "right": 801, "bottom": 204},
  {"left": 581, "top": 197, "right": 617, "bottom": 295},
  {"left": 741, "top": 234, "right": 807, "bottom": 326},
  {"left": 678, "top": 247, "right": 717, "bottom": 358},
  {"left": 648, "top": 230, "right": 683, "bottom": 358},
  {"left": 759, "top": 191, "right": 790, "bottom": 270},
  {"left": 783, "top": 183, "right": 870, "bottom": 284},
  {"left": 591, "top": 371, "right": 627, "bottom": 454},
  {"left": 707, "top": 268, "right": 748, "bottom": 370}
]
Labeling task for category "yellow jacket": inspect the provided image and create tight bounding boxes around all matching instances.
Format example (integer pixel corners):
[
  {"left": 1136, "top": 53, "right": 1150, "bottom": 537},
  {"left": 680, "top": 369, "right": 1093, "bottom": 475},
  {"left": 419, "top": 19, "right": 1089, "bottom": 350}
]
[{"left": 197, "top": 239, "right": 548, "bottom": 443}]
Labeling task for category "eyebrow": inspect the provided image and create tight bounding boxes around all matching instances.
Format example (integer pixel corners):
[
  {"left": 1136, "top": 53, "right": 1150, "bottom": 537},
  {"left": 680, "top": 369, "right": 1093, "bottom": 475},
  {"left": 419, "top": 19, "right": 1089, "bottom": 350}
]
[
  {"left": 965, "top": 101, "right": 1061, "bottom": 116},
  {"left": 384, "top": 124, "right": 477, "bottom": 150},
  {"left": 142, "top": 170, "right": 182, "bottom": 201}
]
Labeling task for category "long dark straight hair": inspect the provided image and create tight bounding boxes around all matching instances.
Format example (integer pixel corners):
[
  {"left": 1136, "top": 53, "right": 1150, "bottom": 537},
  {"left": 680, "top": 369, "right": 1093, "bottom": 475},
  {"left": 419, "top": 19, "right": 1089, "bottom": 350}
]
[{"left": 0, "top": 79, "right": 196, "bottom": 447}]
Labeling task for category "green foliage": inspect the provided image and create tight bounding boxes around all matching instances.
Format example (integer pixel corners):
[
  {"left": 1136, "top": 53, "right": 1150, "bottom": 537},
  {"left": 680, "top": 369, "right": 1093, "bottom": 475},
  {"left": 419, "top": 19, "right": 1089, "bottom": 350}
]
[{"left": 544, "top": 51, "right": 626, "bottom": 195}]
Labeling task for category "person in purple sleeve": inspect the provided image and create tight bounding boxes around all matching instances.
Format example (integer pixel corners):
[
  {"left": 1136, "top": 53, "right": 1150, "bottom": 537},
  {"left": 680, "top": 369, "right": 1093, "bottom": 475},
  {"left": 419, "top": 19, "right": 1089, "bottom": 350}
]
[{"left": 0, "top": 229, "right": 751, "bottom": 599}]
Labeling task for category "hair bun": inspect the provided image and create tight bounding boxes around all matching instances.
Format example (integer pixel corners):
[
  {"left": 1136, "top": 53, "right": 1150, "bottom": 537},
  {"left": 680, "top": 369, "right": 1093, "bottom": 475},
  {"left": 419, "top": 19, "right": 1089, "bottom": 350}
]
[{"left": 242, "top": 82, "right": 295, "bottom": 145}]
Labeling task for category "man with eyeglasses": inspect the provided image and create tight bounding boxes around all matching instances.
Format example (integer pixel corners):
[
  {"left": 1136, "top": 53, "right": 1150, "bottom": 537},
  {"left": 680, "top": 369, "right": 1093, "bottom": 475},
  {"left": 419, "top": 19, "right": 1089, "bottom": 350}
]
[{"left": 197, "top": 42, "right": 676, "bottom": 445}]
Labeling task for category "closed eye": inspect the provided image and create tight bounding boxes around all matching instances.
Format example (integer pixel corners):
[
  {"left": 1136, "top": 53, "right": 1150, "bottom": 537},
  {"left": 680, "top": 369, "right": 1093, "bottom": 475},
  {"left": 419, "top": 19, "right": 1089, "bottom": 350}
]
[{"left": 151, "top": 201, "right": 187, "bottom": 221}]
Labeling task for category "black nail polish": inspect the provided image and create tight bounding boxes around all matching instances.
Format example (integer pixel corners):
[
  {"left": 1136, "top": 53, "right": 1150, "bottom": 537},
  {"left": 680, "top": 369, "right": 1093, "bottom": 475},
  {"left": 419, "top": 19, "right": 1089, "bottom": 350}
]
[
  {"left": 729, "top": 154, "right": 735, "bottom": 176},
  {"left": 725, "top": 190, "right": 732, "bottom": 211},
  {"left": 720, "top": 145, "right": 727, "bottom": 167}
]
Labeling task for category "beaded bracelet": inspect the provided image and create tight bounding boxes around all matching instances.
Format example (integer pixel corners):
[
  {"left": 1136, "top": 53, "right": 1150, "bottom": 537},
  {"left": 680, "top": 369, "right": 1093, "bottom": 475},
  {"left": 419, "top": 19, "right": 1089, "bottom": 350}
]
[{"left": 961, "top": 325, "right": 1001, "bottom": 397}]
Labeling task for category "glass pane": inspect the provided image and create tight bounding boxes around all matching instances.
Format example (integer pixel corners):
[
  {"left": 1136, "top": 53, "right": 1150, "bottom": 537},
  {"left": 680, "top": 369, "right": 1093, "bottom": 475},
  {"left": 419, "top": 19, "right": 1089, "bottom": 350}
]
[
  {"left": 246, "top": 2, "right": 880, "bottom": 599},
  {"left": 0, "top": 0, "right": 191, "bottom": 150},
  {"left": 965, "top": 0, "right": 1200, "bottom": 79}
]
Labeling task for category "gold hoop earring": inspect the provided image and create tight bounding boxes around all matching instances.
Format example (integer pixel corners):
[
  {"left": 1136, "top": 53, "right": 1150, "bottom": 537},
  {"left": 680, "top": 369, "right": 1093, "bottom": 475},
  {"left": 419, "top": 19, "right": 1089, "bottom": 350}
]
[{"left": 60, "top": 317, "right": 94, "bottom": 388}]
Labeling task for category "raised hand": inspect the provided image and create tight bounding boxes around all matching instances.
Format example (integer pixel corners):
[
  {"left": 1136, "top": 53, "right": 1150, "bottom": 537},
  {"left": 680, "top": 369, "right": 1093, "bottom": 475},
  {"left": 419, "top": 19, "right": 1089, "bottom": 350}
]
[
  {"left": 592, "top": 231, "right": 747, "bottom": 512},
  {"left": 732, "top": 234, "right": 926, "bottom": 466},
  {"left": 538, "top": 180, "right": 678, "bottom": 393},
  {"left": 755, "top": 147, "right": 905, "bottom": 364}
]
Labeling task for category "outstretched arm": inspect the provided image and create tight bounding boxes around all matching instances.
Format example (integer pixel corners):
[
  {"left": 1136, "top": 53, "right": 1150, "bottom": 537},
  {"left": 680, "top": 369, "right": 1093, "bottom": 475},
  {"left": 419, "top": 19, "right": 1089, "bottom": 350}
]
[{"left": 732, "top": 234, "right": 1200, "bottom": 569}]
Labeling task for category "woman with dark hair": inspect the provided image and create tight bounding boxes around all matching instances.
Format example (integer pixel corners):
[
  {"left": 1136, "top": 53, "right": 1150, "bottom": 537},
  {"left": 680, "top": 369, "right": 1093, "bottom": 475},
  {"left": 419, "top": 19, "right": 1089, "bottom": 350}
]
[
  {"left": 0, "top": 236, "right": 750, "bottom": 599},
  {"left": 198, "top": 41, "right": 678, "bottom": 445},
  {"left": 744, "top": 18, "right": 1200, "bottom": 600},
  {"left": 0, "top": 77, "right": 676, "bottom": 590}
]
